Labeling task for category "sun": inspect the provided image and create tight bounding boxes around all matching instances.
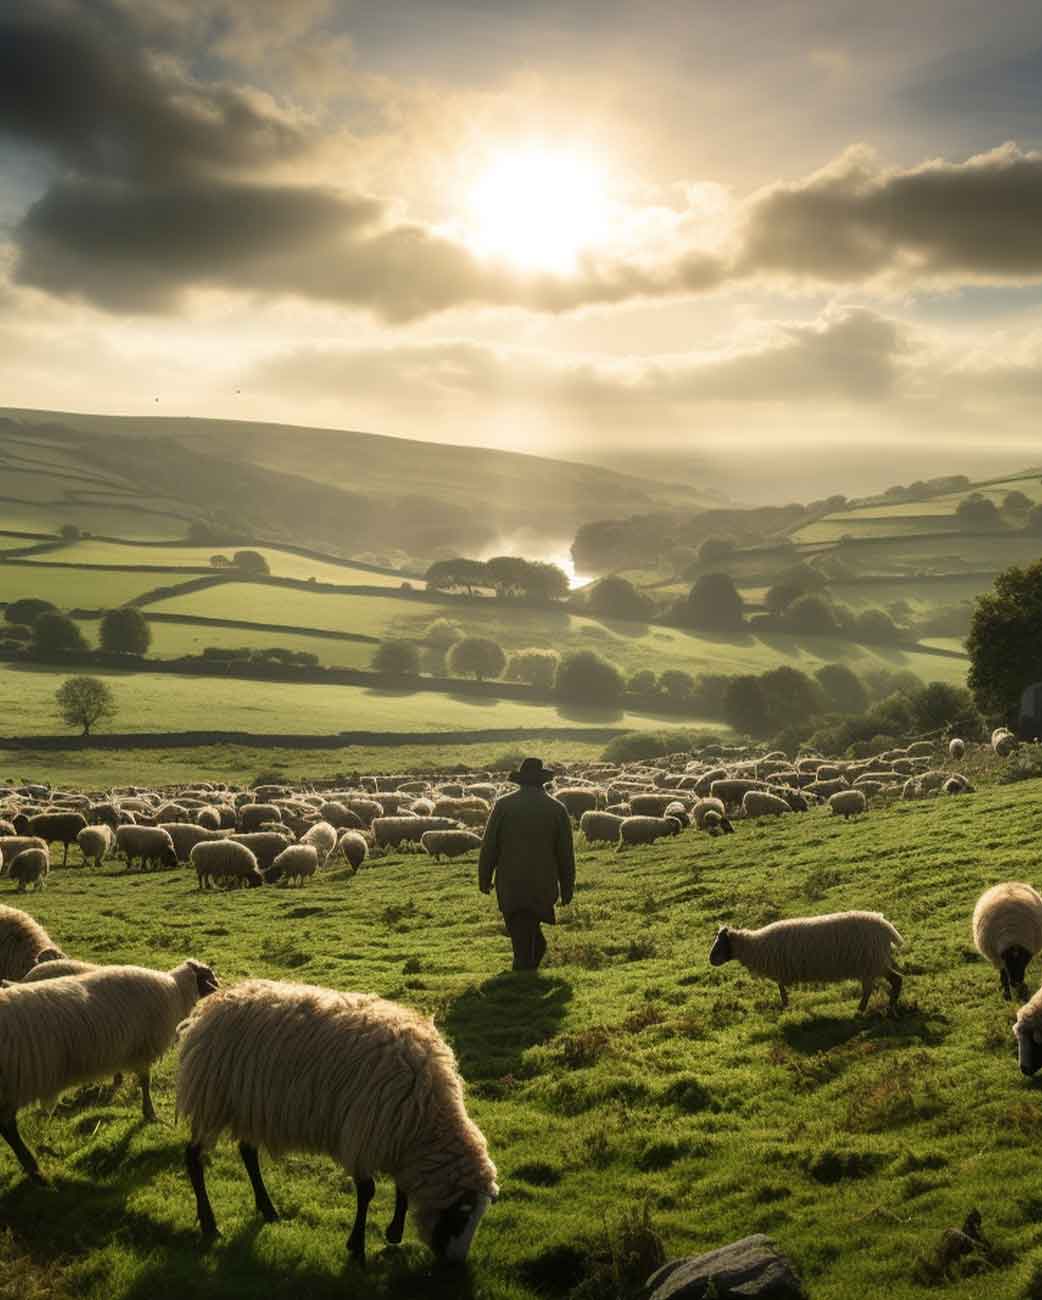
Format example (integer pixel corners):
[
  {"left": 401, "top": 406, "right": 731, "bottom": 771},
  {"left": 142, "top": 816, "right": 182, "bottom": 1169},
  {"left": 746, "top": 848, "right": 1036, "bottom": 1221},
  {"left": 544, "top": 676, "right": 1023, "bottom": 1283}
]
[{"left": 466, "top": 147, "right": 611, "bottom": 274}]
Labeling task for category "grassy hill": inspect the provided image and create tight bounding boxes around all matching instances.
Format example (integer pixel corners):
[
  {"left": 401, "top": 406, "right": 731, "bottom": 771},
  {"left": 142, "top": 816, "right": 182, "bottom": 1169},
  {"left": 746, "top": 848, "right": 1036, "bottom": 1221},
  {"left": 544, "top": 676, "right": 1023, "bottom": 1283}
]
[{"left": 3, "top": 758, "right": 1042, "bottom": 1299}]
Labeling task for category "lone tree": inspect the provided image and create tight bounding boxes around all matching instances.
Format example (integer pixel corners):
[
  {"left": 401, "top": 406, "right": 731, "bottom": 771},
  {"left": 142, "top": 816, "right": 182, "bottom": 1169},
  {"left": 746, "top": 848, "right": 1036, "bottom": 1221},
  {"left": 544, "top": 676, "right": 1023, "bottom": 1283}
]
[
  {"left": 100, "top": 606, "right": 151, "bottom": 655},
  {"left": 232, "top": 550, "right": 270, "bottom": 575},
  {"left": 448, "top": 636, "right": 507, "bottom": 681},
  {"left": 371, "top": 640, "right": 421, "bottom": 676},
  {"left": 967, "top": 559, "right": 1042, "bottom": 714},
  {"left": 56, "top": 675, "right": 117, "bottom": 736},
  {"left": 31, "top": 611, "right": 88, "bottom": 653}
]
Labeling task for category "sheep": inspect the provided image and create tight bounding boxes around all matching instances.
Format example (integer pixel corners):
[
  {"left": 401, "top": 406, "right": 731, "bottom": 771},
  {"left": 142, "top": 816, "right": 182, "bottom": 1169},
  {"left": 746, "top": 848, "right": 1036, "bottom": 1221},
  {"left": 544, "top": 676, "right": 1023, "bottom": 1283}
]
[
  {"left": 907, "top": 741, "right": 936, "bottom": 757},
  {"left": 828, "top": 790, "right": 867, "bottom": 819},
  {"left": 692, "top": 797, "right": 727, "bottom": 830},
  {"left": 190, "top": 840, "right": 263, "bottom": 890},
  {"left": 547, "top": 788, "right": 600, "bottom": 822},
  {"left": 702, "top": 809, "right": 735, "bottom": 836},
  {"left": 267, "top": 844, "right": 319, "bottom": 886},
  {"left": 948, "top": 738, "right": 966, "bottom": 760},
  {"left": 972, "top": 882, "right": 1042, "bottom": 1002},
  {"left": 196, "top": 807, "right": 222, "bottom": 830},
  {"left": 1015, "top": 987, "right": 1042, "bottom": 1075},
  {"left": 158, "top": 822, "right": 223, "bottom": 864},
  {"left": 175, "top": 979, "right": 498, "bottom": 1265},
  {"left": 617, "top": 816, "right": 682, "bottom": 850},
  {"left": 420, "top": 830, "right": 482, "bottom": 861},
  {"left": 3, "top": 848, "right": 48, "bottom": 893},
  {"left": 0, "top": 836, "right": 48, "bottom": 871},
  {"left": 709, "top": 911, "right": 904, "bottom": 1013},
  {"left": 338, "top": 831, "right": 369, "bottom": 872},
  {"left": 0, "top": 958, "right": 219, "bottom": 1182},
  {"left": 0, "top": 905, "right": 64, "bottom": 981},
  {"left": 709, "top": 779, "right": 768, "bottom": 811},
  {"left": 318, "top": 801, "right": 364, "bottom": 830},
  {"left": 344, "top": 799, "right": 384, "bottom": 827},
  {"left": 373, "top": 816, "right": 460, "bottom": 850},
  {"left": 805, "top": 777, "right": 850, "bottom": 800},
  {"left": 115, "top": 825, "right": 177, "bottom": 871},
  {"left": 229, "top": 831, "right": 294, "bottom": 870},
  {"left": 76, "top": 824, "right": 113, "bottom": 868},
  {"left": 992, "top": 727, "right": 1017, "bottom": 757},
  {"left": 944, "top": 775, "right": 974, "bottom": 795},
  {"left": 579, "top": 811, "right": 625, "bottom": 846},
  {"left": 919, "top": 769, "right": 948, "bottom": 793},
  {"left": 629, "top": 793, "right": 683, "bottom": 818},
  {"left": 410, "top": 797, "right": 435, "bottom": 817},
  {"left": 155, "top": 801, "right": 189, "bottom": 823},
  {"left": 902, "top": 778, "right": 923, "bottom": 800},
  {"left": 26, "top": 811, "right": 87, "bottom": 867},
  {"left": 22, "top": 958, "right": 99, "bottom": 982},
  {"left": 240, "top": 803, "right": 283, "bottom": 833},
  {"left": 741, "top": 791, "right": 791, "bottom": 819},
  {"left": 300, "top": 821, "right": 337, "bottom": 865}
]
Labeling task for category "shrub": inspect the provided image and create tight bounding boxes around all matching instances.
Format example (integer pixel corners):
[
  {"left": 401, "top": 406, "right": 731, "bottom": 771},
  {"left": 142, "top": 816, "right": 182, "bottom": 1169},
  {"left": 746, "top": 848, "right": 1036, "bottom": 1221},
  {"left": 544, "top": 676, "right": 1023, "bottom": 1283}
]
[
  {"left": 956, "top": 493, "right": 1002, "bottom": 530},
  {"left": 587, "top": 575, "right": 654, "bottom": 621},
  {"left": 759, "top": 666, "right": 826, "bottom": 730},
  {"left": 967, "top": 559, "right": 1042, "bottom": 714},
  {"left": 815, "top": 664, "right": 869, "bottom": 714},
  {"left": 658, "top": 669, "right": 695, "bottom": 703},
  {"left": 448, "top": 636, "right": 507, "bottom": 680},
  {"left": 697, "top": 536, "right": 736, "bottom": 565},
  {"left": 683, "top": 572, "right": 745, "bottom": 631},
  {"left": 371, "top": 640, "right": 421, "bottom": 675},
  {"left": 853, "top": 607, "right": 903, "bottom": 644},
  {"left": 556, "top": 650, "right": 625, "bottom": 707},
  {"left": 783, "top": 593, "right": 839, "bottom": 635},
  {"left": 910, "top": 681, "right": 982, "bottom": 735},
  {"left": 424, "top": 618, "right": 464, "bottom": 649},
  {"left": 505, "top": 647, "right": 560, "bottom": 690},
  {"left": 600, "top": 730, "right": 700, "bottom": 763},
  {"left": 100, "top": 606, "right": 151, "bottom": 655}
]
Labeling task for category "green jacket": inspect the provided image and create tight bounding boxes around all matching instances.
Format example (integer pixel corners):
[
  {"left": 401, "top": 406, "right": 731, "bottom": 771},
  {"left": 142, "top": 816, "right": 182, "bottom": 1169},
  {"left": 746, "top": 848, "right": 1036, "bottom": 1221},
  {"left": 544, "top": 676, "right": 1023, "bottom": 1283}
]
[{"left": 478, "top": 787, "right": 576, "bottom": 924}]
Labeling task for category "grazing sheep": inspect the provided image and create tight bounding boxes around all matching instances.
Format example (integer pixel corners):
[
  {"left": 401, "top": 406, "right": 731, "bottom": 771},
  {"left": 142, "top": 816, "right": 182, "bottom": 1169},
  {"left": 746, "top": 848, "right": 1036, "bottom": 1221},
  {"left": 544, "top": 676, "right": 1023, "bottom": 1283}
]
[
  {"left": 741, "top": 791, "right": 791, "bottom": 819},
  {"left": 344, "top": 799, "right": 384, "bottom": 827},
  {"left": 578, "top": 811, "right": 625, "bottom": 846},
  {"left": 693, "top": 767, "right": 729, "bottom": 796},
  {"left": 0, "top": 906, "right": 64, "bottom": 981},
  {"left": 546, "top": 788, "right": 599, "bottom": 823},
  {"left": 709, "top": 911, "right": 904, "bottom": 1013},
  {"left": 158, "top": 822, "right": 223, "bottom": 864},
  {"left": 944, "top": 775, "right": 974, "bottom": 795},
  {"left": 0, "top": 958, "right": 219, "bottom": 1182},
  {"left": 300, "top": 821, "right": 337, "bottom": 865},
  {"left": 828, "top": 790, "right": 867, "bottom": 819},
  {"left": 805, "top": 777, "right": 850, "bottom": 800},
  {"left": 907, "top": 741, "right": 936, "bottom": 757},
  {"left": 702, "top": 809, "right": 735, "bottom": 836},
  {"left": 0, "top": 836, "right": 48, "bottom": 872},
  {"left": 948, "top": 738, "right": 966, "bottom": 760},
  {"left": 268, "top": 844, "right": 319, "bottom": 886},
  {"left": 238, "top": 803, "right": 282, "bottom": 832},
  {"left": 617, "top": 816, "right": 682, "bottom": 850},
  {"left": 420, "top": 830, "right": 482, "bottom": 861},
  {"left": 663, "top": 801, "right": 692, "bottom": 828},
  {"left": 190, "top": 840, "right": 262, "bottom": 890},
  {"left": 709, "top": 779, "right": 768, "bottom": 811},
  {"left": 373, "top": 816, "right": 460, "bottom": 850},
  {"left": 3, "top": 848, "right": 48, "bottom": 893},
  {"left": 318, "top": 802, "right": 364, "bottom": 830},
  {"left": 22, "top": 958, "right": 98, "bottom": 982},
  {"left": 338, "top": 831, "right": 369, "bottom": 871},
  {"left": 972, "top": 882, "right": 1042, "bottom": 1001},
  {"left": 196, "top": 807, "right": 222, "bottom": 830},
  {"left": 76, "top": 824, "right": 113, "bottom": 868},
  {"left": 176, "top": 979, "right": 498, "bottom": 1264},
  {"left": 154, "top": 802, "right": 189, "bottom": 823},
  {"left": 902, "top": 777, "right": 924, "bottom": 800},
  {"left": 919, "top": 769, "right": 948, "bottom": 793},
  {"left": 692, "top": 797, "right": 726, "bottom": 830},
  {"left": 1015, "top": 987, "right": 1042, "bottom": 1075},
  {"left": 26, "top": 811, "right": 87, "bottom": 867},
  {"left": 410, "top": 798, "right": 434, "bottom": 817},
  {"left": 115, "top": 825, "right": 177, "bottom": 871},
  {"left": 229, "top": 831, "right": 294, "bottom": 870},
  {"left": 992, "top": 727, "right": 1017, "bottom": 757},
  {"left": 629, "top": 793, "right": 682, "bottom": 818}
]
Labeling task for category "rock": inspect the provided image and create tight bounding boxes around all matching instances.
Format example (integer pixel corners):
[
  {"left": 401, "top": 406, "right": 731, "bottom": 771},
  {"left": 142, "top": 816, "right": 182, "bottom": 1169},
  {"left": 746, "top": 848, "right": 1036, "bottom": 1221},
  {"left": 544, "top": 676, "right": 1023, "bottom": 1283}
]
[{"left": 641, "top": 1234, "right": 806, "bottom": 1299}]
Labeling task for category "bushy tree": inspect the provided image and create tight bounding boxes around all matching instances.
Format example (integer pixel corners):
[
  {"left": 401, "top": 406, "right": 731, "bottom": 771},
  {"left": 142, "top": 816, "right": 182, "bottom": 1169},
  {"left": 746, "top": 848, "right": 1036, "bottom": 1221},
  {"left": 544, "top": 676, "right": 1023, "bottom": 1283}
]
[
  {"left": 425, "top": 618, "right": 464, "bottom": 648},
  {"left": 627, "top": 669, "right": 659, "bottom": 695},
  {"left": 697, "top": 536, "right": 736, "bottom": 565},
  {"left": 759, "top": 666, "right": 825, "bottom": 730},
  {"left": 55, "top": 675, "right": 116, "bottom": 735},
  {"left": 861, "top": 668, "right": 923, "bottom": 702},
  {"left": 448, "top": 636, "right": 507, "bottom": 681},
  {"left": 765, "top": 564, "right": 827, "bottom": 615},
  {"left": 684, "top": 573, "right": 745, "bottom": 631},
  {"left": 853, "top": 608, "right": 902, "bottom": 644},
  {"left": 371, "top": 640, "right": 421, "bottom": 676},
  {"left": 100, "top": 607, "right": 151, "bottom": 655},
  {"left": 1026, "top": 504, "right": 1042, "bottom": 535},
  {"left": 910, "top": 682, "right": 982, "bottom": 735},
  {"left": 424, "top": 558, "right": 489, "bottom": 595},
  {"left": 504, "top": 647, "right": 560, "bottom": 689},
  {"left": 815, "top": 664, "right": 869, "bottom": 714},
  {"left": 59, "top": 524, "right": 80, "bottom": 540},
  {"left": 722, "top": 675, "right": 769, "bottom": 735},
  {"left": 691, "top": 672, "right": 731, "bottom": 717},
  {"left": 555, "top": 650, "right": 625, "bottom": 707},
  {"left": 31, "top": 612, "right": 88, "bottom": 653},
  {"left": 1004, "top": 490, "right": 1032, "bottom": 513},
  {"left": 658, "top": 669, "right": 696, "bottom": 703},
  {"left": 967, "top": 559, "right": 1042, "bottom": 713},
  {"left": 232, "top": 549, "right": 270, "bottom": 574},
  {"left": 524, "top": 561, "right": 570, "bottom": 602},
  {"left": 587, "top": 575, "right": 654, "bottom": 621},
  {"left": 782, "top": 593, "right": 839, "bottom": 635},
  {"left": 956, "top": 493, "right": 1002, "bottom": 530},
  {"left": 4, "top": 598, "right": 56, "bottom": 627}
]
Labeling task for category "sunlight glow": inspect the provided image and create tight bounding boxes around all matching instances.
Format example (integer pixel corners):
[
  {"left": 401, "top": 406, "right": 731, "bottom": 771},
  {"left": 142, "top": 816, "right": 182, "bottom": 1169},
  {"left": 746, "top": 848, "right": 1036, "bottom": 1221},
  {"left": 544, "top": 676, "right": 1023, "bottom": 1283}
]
[{"left": 466, "top": 148, "right": 612, "bottom": 273}]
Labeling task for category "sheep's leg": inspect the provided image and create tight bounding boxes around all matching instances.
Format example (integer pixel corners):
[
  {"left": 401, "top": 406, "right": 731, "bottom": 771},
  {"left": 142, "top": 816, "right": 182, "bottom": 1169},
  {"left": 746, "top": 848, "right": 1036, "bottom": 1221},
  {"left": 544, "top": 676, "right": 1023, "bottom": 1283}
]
[
  {"left": 885, "top": 969, "right": 902, "bottom": 1013},
  {"left": 0, "top": 1114, "right": 45, "bottom": 1185},
  {"left": 1001, "top": 969, "right": 1012, "bottom": 1000},
  {"left": 62, "top": 841, "right": 69, "bottom": 866},
  {"left": 186, "top": 1143, "right": 218, "bottom": 1236},
  {"left": 777, "top": 983, "right": 788, "bottom": 1009},
  {"left": 857, "top": 977, "right": 876, "bottom": 1014},
  {"left": 139, "top": 1072, "right": 156, "bottom": 1122},
  {"left": 238, "top": 1142, "right": 279, "bottom": 1222},
  {"left": 347, "top": 1175, "right": 375, "bottom": 1265},
  {"left": 385, "top": 1186, "right": 407, "bottom": 1243}
]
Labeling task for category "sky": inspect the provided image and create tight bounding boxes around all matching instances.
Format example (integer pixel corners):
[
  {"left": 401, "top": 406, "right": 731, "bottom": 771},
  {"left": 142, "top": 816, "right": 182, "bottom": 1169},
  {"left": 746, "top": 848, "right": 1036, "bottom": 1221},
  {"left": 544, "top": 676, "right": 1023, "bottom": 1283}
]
[{"left": 2, "top": 0, "right": 1042, "bottom": 499}]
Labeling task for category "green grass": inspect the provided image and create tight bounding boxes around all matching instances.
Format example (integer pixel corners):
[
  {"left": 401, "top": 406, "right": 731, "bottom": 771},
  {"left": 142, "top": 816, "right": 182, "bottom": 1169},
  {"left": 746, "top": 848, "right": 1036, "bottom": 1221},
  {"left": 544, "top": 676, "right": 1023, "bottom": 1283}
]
[
  {"left": 0, "top": 499, "right": 190, "bottom": 540},
  {"left": 134, "top": 622, "right": 379, "bottom": 670},
  {"left": 3, "top": 766, "right": 1042, "bottom": 1298},
  {"left": 0, "top": 566, "right": 159, "bottom": 610}
]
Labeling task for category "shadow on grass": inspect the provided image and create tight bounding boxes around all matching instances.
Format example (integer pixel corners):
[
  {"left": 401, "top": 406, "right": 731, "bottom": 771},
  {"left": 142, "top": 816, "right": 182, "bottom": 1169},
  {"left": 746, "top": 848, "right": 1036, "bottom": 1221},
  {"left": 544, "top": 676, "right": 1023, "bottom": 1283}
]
[
  {"left": 444, "top": 972, "right": 571, "bottom": 1079},
  {"left": 780, "top": 1004, "right": 950, "bottom": 1055}
]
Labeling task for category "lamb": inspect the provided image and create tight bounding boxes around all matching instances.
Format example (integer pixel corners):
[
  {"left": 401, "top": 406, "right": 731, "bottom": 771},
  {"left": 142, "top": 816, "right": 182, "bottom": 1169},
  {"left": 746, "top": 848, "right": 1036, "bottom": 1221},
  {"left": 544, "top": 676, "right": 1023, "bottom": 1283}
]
[
  {"left": 420, "top": 830, "right": 482, "bottom": 861},
  {"left": 300, "top": 820, "right": 337, "bottom": 865},
  {"left": 617, "top": 816, "right": 682, "bottom": 850},
  {"left": 176, "top": 979, "right": 498, "bottom": 1265},
  {"left": 948, "top": 738, "right": 966, "bottom": 760},
  {"left": 373, "top": 816, "right": 460, "bottom": 850},
  {"left": 741, "top": 791, "right": 791, "bottom": 818},
  {"left": 3, "top": 848, "right": 48, "bottom": 892},
  {"left": 26, "top": 811, "right": 87, "bottom": 867},
  {"left": 76, "top": 824, "right": 113, "bottom": 868},
  {"left": 0, "top": 905, "right": 64, "bottom": 981},
  {"left": 709, "top": 911, "right": 904, "bottom": 1013},
  {"left": 0, "top": 958, "right": 219, "bottom": 1182},
  {"left": 828, "top": 790, "right": 867, "bottom": 819},
  {"left": 972, "top": 882, "right": 1042, "bottom": 1001},
  {"left": 267, "top": 844, "right": 319, "bottom": 886},
  {"left": 190, "top": 840, "right": 263, "bottom": 890},
  {"left": 229, "top": 831, "right": 294, "bottom": 870},
  {"left": 338, "top": 831, "right": 369, "bottom": 871},
  {"left": 115, "top": 825, "right": 177, "bottom": 871},
  {"left": 579, "top": 811, "right": 626, "bottom": 846}
]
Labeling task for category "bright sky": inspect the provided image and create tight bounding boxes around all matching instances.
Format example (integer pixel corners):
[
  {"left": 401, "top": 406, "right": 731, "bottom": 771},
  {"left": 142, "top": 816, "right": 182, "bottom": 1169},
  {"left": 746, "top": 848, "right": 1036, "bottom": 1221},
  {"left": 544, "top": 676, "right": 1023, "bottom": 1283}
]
[{"left": 2, "top": 0, "right": 1042, "bottom": 497}]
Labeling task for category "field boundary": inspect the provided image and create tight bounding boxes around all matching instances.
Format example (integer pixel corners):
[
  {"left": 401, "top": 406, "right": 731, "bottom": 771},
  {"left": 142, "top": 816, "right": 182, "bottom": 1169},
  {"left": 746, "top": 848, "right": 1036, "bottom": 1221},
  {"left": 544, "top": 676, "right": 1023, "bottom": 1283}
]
[{"left": 0, "top": 726, "right": 632, "bottom": 750}]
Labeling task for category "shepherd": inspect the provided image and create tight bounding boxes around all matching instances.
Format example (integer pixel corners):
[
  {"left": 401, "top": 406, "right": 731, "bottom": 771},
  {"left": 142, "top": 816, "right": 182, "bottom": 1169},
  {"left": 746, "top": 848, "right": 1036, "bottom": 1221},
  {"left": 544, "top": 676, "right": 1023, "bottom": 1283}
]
[{"left": 478, "top": 757, "right": 575, "bottom": 971}]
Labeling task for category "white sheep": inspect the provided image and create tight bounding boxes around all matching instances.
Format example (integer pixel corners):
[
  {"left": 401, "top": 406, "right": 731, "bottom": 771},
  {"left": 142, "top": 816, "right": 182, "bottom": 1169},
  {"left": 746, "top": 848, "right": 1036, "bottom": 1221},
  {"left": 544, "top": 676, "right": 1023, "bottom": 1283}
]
[
  {"left": 22, "top": 958, "right": 99, "bottom": 982},
  {"left": 0, "top": 836, "right": 48, "bottom": 871},
  {"left": 420, "top": 830, "right": 482, "bottom": 860},
  {"left": 709, "top": 911, "right": 904, "bottom": 1013},
  {"left": 190, "top": 840, "right": 262, "bottom": 890},
  {"left": 617, "top": 815, "right": 681, "bottom": 850},
  {"left": 300, "top": 820, "right": 337, "bottom": 865},
  {"left": 373, "top": 816, "right": 459, "bottom": 850},
  {"left": 948, "top": 738, "right": 966, "bottom": 760},
  {"left": 3, "top": 848, "right": 48, "bottom": 893},
  {"left": 268, "top": 844, "right": 319, "bottom": 886},
  {"left": 239, "top": 803, "right": 283, "bottom": 832},
  {"left": 944, "top": 775, "right": 974, "bottom": 795},
  {"left": 76, "top": 824, "right": 113, "bottom": 868},
  {"left": 115, "top": 825, "right": 177, "bottom": 871},
  {"left": 992, "top": 727, "right": 1017, "bottom": 757},
  {"left": 1015, "top": 987, "right": 1042, "bottom": 1075},
  {"left": 828, "top": 789, "right": 867, "bottom": 819},
  {"left": 175, "top": 979, "right": 498, "bottom": 1265},
  {"left": 338, "top": 831, "right": 369, "bottom": 871},
  {"left": 0, "top": 905, "right": 64, "bottom": 981},
  {"left": 972, "top": 882, "right": 1042, "bottom": 1002},
  {"left": 229, "top": 831, "right": 294, "bottom": 869},
  {"left": 579, "top": 811, "right": 625, "bottom": 846},
  {"left": 0, "top": 958, "right": 218, "bottom": 1181},
  {"left": 159, "top": 822, "right": 223, "bottom": 864},
  {"left": 741, "top": 791, "right": 791, "bottom": 818}
]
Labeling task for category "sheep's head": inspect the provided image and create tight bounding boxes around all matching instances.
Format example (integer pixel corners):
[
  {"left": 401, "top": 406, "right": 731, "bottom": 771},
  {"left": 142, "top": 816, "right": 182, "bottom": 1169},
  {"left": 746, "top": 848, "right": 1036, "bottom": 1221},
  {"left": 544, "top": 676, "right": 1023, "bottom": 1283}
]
[
  {"left": 412, "top": 1187, "right": 498, "bottom": 1262},
  {"left": 186, "top": 960, "right": 219, "bottom": 998},
  {"left": 1004, "top": 946, "right": 1033, "bottom": 1000},
  {"left": 34, "top": 947, "right": 65, "bottom": 965},
  {"left": 709, "top": 927, "right": 733, "bottom": 966}
]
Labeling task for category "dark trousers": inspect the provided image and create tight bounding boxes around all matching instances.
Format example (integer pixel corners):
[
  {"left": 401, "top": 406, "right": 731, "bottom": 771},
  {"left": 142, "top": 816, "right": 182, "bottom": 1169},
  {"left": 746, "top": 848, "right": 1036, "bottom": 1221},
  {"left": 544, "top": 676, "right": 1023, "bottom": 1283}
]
[{"left": 505, "top": 911, "right": 547, "bottom": 971}]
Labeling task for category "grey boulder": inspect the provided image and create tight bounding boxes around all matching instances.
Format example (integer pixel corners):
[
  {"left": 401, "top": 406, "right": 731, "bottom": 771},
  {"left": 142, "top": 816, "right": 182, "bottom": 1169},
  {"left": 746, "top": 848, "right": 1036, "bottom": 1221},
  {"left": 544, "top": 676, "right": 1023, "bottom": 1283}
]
[{"left": 641, "top": 1234, "right": 806, "bottom": 1299}]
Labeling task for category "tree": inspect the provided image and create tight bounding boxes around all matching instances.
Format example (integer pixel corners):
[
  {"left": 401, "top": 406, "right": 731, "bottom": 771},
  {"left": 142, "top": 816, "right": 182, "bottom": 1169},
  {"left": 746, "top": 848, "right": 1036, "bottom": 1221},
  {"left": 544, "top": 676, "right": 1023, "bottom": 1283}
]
[
  {"left": 587, "top": 575, "right": 654, "bottom": 621},
  {"left": 555, "top": 650, "right": 625, "bottom": 707},
  {"left": 658, "top": 669, "right": 696, "bottom": 704},
  {"left": 1026, "top": 505, "right": 1042, "bottom": 535},
  {"left": 55, "top": 675, "right": 116, "bottom": 735},
  {"left": 759, "top": 666, "right": 825, "bottom": 730},
  {"left": 425, "top": 618, "right": 464, "bottom": 649},
  {"left": 956, "top": 493, "right": 1002, "bottom": 531},
  {"left": 209, "top": 554, "right": 232, "bottom": 569},
  {"left": 4, "top": 598, "right": 56, "bottom": 627},
  {"left": 505, "top": 648, "right": 560, "bottom": 690},
  {"left": 765, "top": 564, "right": 826, "bottom": 615},
  {"left": 100, "top": 606, "right": 151, "bottom": 655},
  {"left": 697, "top": 537, "right": 737, "bottom": 566},
  {"left": 782, "top": 593, "right": 839, "bottom": 635},
  {"left": 722, "top": 675, "right": 769, "bottom": 735},
  {"left": 59, "top": 524, "right": 80, "bottom": 540},
  {"left": 815, "top": 664, "right": 869, "bottom": 714},
  {"left": 232, "top": 550, "right": 270, "bottom": 575},
  {"left": 967, "top": 559, "right": 1042, "bottom": 713},
  {"left": 684, "top": 573, "right": 745, "bottom": 631},
  {"left": 627, "top": 669, "right": 659, "bottom": 695},
  {"left": 424, "top": 558, "right": 489, "bottom": 595},
  {"left": 910, "top": 682, "right": 982, "bottom": 734},
  {"left": 853, "top": 608, "right": 902, "bottom": 644},
  {"left": 371, "top": 640, "right": 421, "bottom": 676},
  {"left": 523, "top": 561, "right": 569, "bottom": 602},
  {"left": 486, "top": 556, "right": 529, "bottom": 598},
  {"left": 31, "top": 612, "right": 88, "bottom": 653},
  {"left": 1004, "top": 490, "right": 1032, "bottom": 513},
  {"left": 448, "top": 636, "right": 507, "bottom": 681}
]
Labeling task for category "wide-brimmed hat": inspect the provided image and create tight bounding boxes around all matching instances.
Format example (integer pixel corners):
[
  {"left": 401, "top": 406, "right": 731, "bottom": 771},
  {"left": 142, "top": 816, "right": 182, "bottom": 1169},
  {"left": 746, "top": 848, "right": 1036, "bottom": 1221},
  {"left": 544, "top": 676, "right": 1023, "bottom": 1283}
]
[{"left": 510, "top": 756, "right": 556, "bottom": 786}]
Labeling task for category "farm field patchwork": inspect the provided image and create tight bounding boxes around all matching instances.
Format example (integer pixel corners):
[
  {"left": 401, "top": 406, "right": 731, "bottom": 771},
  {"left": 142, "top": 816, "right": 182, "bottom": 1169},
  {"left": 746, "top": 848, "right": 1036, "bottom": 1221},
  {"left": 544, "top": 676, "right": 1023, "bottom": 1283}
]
[
  {"left": 0, "top": 566, "right": 158, "bottom": 610},
  {"left": 135, "top": 621, "right": 379, "bottom": 670},
  {"left": 0, "top": 499, "right": 192, "bottom": 539},
  {"left": 2, "top": 775, "right": 1042, "bottom": 1299}
]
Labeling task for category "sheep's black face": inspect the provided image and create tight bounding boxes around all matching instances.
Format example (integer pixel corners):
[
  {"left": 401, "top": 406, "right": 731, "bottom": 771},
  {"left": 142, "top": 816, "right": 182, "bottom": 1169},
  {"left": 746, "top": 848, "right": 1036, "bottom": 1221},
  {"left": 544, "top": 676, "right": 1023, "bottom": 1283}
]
[
  {"left": 1005, "top": 946, "right": 1032, "bottom": 995},
  {"left": 188, "top": 960, "right": 219, "bottom": 998},
  {"left": 419, "top": 1192, "right": 494, "bottom": 1262},
  {"left": 1016, "top": 1024, "right": 1042, "bottom": 1077},
  {"left": 709, "top": 928, "right": 732, "bottom": 966}
]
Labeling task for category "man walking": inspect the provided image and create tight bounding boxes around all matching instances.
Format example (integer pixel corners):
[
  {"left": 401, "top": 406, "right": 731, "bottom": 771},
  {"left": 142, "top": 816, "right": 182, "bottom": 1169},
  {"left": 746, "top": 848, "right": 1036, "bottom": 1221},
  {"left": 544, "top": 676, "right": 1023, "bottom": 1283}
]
[{"left": 478, "top": 757, "right": 575, "bottom": 971}]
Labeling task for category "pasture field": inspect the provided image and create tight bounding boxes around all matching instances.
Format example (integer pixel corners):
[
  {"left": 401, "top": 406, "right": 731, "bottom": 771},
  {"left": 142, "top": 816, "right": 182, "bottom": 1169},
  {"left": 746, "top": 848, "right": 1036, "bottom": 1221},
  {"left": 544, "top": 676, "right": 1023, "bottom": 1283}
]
[
  {"left": 793, "top": 517, "right": 957, "bottom": 544},
  {"left": 134, "top": 621, "right": 379, "bottom": 670},
  {"left": 0, "top": 566, "right": 158, "bottom": 610},
  {"left": 0, "top": 499, "right": 192, "bottom": 540},
  {"left": 825, "top": 576, "right": 990, "bottom": 612},
  {"left": 0, "top": 664, "right": 697, "bottom": 737},
  {"left": 3, "top": 770, "right": 1042, "bottom": 1299}
]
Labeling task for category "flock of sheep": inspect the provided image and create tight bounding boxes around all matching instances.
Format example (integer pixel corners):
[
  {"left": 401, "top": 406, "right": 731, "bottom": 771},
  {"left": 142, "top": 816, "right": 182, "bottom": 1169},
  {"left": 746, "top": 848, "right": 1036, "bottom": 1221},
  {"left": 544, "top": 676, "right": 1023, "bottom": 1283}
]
[{"left": 0, "top": 721, "right": 1030, "bottom": 1273}]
